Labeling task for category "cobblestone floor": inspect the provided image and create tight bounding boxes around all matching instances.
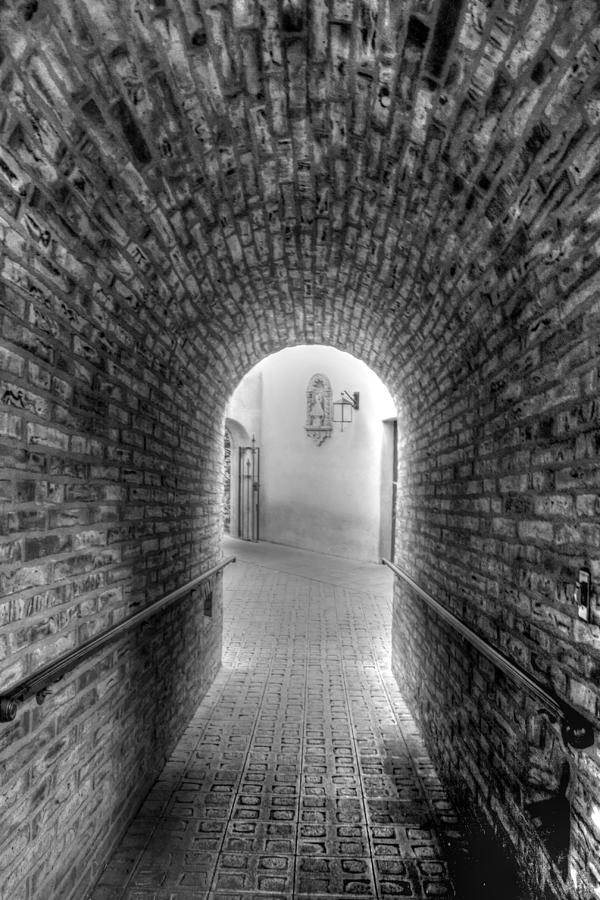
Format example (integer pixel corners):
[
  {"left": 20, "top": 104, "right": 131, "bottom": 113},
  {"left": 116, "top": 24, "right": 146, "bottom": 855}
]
[{"left": 90, "top": 539, "right": 469, "bottom": 899}]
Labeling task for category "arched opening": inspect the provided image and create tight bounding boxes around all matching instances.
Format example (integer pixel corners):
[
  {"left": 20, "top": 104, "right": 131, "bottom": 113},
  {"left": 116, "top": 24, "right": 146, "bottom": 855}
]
[
  {"left": 223, "top": 417, "right": 254, "bottom": 540},
  {"left": 225, "top": 344, "right": 397, "bottom": 562}
]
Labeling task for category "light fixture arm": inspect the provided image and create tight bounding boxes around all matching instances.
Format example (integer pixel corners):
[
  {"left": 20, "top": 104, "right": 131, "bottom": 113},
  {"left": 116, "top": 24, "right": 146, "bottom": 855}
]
[{"left": 341, "top": 390, "right": 359, "bottom": 410}]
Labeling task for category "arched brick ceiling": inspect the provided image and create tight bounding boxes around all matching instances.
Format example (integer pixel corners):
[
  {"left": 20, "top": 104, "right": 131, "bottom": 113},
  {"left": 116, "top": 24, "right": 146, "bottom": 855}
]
[{"left": 1, "top": 0, "right": 600, "bottom": 409}]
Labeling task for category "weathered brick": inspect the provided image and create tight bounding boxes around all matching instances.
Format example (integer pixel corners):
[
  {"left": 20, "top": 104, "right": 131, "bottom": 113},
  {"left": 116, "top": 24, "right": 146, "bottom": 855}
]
[{"left": 0, "top": 2, "right": 599, "bottom": 899}]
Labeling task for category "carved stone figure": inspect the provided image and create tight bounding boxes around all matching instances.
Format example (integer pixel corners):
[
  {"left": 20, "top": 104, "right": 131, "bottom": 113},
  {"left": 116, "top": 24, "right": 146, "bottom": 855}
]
[{"left": 306, "top": 373, "right": 332, "bottom": 445}]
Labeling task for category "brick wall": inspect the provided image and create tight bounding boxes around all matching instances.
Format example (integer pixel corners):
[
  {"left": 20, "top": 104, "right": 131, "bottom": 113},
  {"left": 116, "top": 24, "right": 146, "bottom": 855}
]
[
  {"left": 0, "top": 263, "right": 227, "bottom": 898},
  {"left": 393, "top": 263, "right": 600, "bottom": 899},
  {"left": 1, "top": 1, "right": 600, "bottom": 899}
]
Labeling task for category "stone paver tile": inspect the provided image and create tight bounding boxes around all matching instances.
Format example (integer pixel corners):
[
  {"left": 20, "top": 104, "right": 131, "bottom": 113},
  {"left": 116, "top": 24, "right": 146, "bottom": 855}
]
[
  {"left": 295, "top": 855, "right": 377, "bottom": 896},
  {"left": 223, "top": 820, "right": 297, "bottom": 855},
  {"left": 297, "top": 822, "right": 370, "bottom": 857},
  {"left": 211, "top": 849, "right": 295, "bottom": 893}
]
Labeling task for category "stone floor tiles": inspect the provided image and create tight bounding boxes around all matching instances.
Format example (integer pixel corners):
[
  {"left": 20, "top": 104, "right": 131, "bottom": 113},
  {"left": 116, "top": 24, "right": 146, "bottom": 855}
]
[{"left": 89, "top": 540, "right": 466, "bottom": 899}]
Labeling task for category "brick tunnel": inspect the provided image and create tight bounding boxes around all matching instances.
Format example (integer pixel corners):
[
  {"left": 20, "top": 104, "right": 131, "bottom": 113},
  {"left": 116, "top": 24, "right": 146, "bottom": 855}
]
[{"left": 1, "top": 0, "right": 600, "bottom": 897}]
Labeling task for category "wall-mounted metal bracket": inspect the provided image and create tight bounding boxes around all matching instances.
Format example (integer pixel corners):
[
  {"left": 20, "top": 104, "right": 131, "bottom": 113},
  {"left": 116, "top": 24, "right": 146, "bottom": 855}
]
[
  {"left": 574, "top": 569, "right": 592, "bottom": 623},
  {"left": 340, "top": 390, "right": 359, "bottom": 410},
  {"left": 36, "top": 686, "right": 53, "bottom": 705}
]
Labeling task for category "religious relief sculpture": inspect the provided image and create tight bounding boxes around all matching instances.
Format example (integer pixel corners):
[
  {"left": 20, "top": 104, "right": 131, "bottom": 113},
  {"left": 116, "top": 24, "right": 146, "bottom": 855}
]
[{"left": 305, "top": 373, "right": 333, "bottom": 446}]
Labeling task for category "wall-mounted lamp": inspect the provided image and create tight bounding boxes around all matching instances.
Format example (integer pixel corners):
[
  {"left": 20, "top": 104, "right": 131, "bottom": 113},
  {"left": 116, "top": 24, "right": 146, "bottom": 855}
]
[{"left": 333, "top": 391, "right": 360, "bottom": 431}]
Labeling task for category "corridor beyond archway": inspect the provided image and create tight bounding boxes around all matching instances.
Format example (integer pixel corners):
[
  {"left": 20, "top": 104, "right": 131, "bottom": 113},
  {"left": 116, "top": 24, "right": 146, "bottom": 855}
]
[
  {"left": 226, "top": 345, "right": 397, "bottom": 562},
  {"left": 90, "top": 542, "right": 464, "bottom": 898}
]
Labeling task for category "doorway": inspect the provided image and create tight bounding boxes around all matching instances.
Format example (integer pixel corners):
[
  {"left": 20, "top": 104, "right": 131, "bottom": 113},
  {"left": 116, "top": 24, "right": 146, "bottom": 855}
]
[
  {"left": 379, "top": 417, "right": 398, "bottom": 561},
  {"left": 238, "top": 438, "right": 260, "bottom": 542},
  {"left": 224, "top": 417, "right": 259, "bottom": 541}
]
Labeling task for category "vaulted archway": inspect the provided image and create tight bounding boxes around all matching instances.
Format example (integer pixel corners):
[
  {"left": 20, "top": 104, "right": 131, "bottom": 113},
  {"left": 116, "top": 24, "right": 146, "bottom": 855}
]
[{"left": 1, "top": 2, "right": 600, "bottom": 898}]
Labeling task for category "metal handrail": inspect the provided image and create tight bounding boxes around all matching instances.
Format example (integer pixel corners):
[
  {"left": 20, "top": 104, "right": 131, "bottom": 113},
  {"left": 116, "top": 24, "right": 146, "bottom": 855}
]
[
  {"left": 0, "top": 556, "right": 236, "bottom": 724},
  {"left": 381, "top": 557, "right": 594, "bottom": 750}
]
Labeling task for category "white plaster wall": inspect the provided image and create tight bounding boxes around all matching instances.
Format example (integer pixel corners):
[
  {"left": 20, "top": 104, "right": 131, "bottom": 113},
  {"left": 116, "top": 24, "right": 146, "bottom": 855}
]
[
  {"left": 227, "top": 345, "right": 396, "bottom": 562},
  {"left": 226, "top": 369, "right": 263, "bottom": 445}
]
